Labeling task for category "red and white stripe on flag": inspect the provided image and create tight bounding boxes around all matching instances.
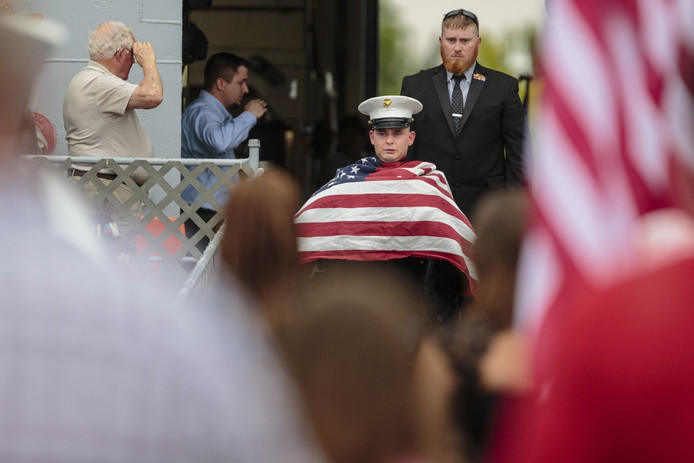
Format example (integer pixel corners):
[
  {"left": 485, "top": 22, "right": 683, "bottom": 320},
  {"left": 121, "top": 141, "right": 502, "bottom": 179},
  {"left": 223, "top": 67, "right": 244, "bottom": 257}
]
[
  {"left": 295, "top": 159, "right": 477, "bottom": 289},
  {"left": 516, "top": 0, "right": 694, "bottom": 336}
]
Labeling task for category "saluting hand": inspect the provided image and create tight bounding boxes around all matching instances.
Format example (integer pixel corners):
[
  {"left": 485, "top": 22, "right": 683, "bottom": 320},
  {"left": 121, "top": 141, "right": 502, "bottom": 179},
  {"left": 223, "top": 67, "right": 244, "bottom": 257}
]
[{"left": 133, "top": 42, "right": 157, "bottom": 69}]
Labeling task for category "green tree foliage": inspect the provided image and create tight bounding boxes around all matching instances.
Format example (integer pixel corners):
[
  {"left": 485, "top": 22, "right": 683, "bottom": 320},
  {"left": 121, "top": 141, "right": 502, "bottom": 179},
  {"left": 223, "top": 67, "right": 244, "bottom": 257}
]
[{"left": 378, "top": 0, "right": 415, "bottom": 95}]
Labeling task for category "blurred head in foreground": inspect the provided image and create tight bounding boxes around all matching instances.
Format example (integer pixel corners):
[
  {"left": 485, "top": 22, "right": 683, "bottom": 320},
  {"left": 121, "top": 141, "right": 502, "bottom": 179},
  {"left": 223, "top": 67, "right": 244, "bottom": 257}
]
[
  {"left": 221, "top": 169, "right": 304, "bottom": 336},
  {"left": 284, "top": 268, "right": 462, "bottom": 463},
  {"left": 468, "top": 188, "right": 528, "bottom": 328},
  {"left": 284, "top": 269, "right": 417, "bottom": 463}
]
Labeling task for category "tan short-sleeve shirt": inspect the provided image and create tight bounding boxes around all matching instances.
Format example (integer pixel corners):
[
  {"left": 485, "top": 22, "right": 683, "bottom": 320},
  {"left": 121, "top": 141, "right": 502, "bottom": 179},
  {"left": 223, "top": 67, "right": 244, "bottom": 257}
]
[{"left": 63, "top": 61, "right": 153, "bottom": 159}]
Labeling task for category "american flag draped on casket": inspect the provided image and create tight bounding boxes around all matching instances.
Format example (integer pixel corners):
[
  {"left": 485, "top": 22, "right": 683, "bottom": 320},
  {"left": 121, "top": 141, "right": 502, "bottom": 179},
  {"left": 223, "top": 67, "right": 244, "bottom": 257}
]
[{"left": 295, "top": 157, "right": 477, "bottom": 288}]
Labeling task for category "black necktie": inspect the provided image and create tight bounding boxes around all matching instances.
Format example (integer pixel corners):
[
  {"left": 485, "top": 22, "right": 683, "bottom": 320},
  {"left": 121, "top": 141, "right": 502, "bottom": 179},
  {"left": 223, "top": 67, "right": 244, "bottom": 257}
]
[{"left": 451, "top": 74, "right": 465, "bottom": 135}]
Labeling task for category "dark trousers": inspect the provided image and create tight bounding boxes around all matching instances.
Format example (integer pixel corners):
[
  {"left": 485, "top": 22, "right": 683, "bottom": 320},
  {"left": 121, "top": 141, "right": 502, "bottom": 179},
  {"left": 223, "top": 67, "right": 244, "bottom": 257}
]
[{"left": 183, "top": 208, "right": 217, "bottom": 253}]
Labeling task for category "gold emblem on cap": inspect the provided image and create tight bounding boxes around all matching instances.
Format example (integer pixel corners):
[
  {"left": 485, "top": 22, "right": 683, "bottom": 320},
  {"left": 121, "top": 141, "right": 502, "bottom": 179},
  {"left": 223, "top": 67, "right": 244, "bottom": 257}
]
[{"left": 382, "top": 98, "right": 392, "bottom": 108}]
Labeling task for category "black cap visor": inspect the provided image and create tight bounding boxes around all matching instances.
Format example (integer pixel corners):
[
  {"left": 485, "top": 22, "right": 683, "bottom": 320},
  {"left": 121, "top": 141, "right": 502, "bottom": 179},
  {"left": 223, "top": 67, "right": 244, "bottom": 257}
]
[{"left": 370, "top": 117, "right": 411, "bottom": 130}]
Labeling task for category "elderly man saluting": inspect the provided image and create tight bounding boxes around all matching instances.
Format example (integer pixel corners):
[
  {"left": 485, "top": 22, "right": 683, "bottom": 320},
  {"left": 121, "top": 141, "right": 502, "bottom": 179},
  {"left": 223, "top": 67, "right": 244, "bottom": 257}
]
[{"left": 63, "top": 21, "right": 163, "bottom": 241}]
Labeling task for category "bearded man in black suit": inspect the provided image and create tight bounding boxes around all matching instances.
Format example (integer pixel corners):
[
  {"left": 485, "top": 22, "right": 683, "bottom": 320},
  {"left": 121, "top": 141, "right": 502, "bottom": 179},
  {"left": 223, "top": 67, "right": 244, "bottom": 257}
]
[{"left": 401, "top": 9, "right": 526, "bottom": 218}]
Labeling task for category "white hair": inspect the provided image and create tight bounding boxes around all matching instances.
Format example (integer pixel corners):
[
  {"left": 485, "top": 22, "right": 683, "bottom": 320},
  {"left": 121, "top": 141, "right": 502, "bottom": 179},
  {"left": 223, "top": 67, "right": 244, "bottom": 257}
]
[{"left": 87, "top": 21, "right": 133, "bottom": 60}]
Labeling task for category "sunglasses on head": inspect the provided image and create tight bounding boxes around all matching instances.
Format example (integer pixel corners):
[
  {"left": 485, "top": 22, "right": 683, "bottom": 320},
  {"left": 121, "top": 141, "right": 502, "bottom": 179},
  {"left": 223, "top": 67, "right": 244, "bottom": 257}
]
[{"left": 443, "top": 9, "right": 479, "bottom": 28}]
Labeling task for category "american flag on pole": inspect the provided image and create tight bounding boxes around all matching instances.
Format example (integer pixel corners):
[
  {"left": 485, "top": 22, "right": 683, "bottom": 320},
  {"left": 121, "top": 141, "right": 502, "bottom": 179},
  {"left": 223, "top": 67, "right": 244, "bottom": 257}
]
[
  {"left": 295, "top": 157, "right": 477, "bottom": 288},
  {"left": 516, "top": 0, "right": 694, "bottom": 343}
]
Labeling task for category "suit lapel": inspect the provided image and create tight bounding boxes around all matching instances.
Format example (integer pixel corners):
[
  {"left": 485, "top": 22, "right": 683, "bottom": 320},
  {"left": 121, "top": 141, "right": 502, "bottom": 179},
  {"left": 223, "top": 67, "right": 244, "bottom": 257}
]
[
  {"left": 432, "top": 66, "right": 457, "bottom": 135},
  {"left": 460, "top": 63, "right": 485, "bottom": 130}
]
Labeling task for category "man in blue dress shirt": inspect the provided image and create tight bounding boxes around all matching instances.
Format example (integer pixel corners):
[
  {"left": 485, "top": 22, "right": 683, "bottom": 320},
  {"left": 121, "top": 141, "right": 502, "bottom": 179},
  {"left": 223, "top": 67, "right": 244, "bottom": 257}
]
[{"left": 181, "top": 52, "right": 268, "bottom": 251}]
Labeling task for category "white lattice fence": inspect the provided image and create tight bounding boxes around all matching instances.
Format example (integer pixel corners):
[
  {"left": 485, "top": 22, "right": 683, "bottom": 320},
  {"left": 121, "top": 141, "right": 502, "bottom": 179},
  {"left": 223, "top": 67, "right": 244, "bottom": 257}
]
[{"left": 22, "top": 140, "right": 259, "bottom": 292}]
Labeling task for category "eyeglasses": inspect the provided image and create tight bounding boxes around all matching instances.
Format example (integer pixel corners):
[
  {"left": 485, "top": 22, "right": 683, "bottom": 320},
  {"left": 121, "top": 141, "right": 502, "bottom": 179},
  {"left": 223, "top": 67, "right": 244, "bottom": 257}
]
[
  {"left": 443, "top": 9, "right": 479, "bottom": 28},
  {"left": 114, "top": 46, "right": 133, "bottom": 56}
]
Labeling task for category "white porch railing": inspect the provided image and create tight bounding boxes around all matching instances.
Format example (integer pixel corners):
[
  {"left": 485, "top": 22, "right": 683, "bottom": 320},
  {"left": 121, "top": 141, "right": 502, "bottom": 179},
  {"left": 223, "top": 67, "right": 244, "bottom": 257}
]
[{"left": 22, "top": 139, "right": 260, "bottom": 296}]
